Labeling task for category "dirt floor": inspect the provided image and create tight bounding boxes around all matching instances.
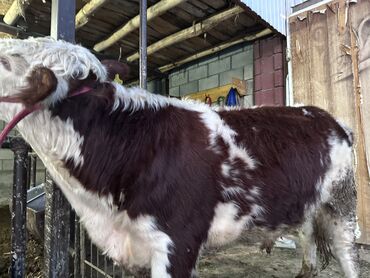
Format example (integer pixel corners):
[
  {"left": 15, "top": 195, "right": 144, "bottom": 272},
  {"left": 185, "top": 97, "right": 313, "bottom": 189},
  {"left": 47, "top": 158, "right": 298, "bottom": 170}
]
[{"left": 1, "top": 205, "right": 370, "bottom": 277}]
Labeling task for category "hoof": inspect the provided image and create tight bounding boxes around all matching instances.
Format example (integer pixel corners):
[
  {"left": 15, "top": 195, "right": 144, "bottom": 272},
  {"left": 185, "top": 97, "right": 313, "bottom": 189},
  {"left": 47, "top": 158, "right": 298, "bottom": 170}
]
[{"left": 295, "top": 265, "right": 318, "bottom": 278}]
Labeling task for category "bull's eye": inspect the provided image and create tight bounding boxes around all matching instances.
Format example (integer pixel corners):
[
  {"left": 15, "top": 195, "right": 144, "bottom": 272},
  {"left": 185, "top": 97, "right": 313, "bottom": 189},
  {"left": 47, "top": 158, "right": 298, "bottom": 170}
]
[{"left": 0, "top": 57, "right": 11, "bottom": 71}]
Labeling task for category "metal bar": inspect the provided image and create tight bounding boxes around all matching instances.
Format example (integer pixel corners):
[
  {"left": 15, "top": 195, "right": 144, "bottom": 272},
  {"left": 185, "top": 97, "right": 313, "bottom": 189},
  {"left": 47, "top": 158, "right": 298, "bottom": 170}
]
[
  {"left": 74, "top": 216, "right": 81, "bottom": 278},
  {"left": 84, "top": 260, "right": 113, "bottom": 278},
  {"left": 139, "top": 0, "right": 147, "bottom": 89},
  {"left": 10, "top": 137, "right": 29, "bottom": 278},
  {"left": 43, "top": 1, "right": 75, "bottom": 277},
  {"left": 80, "top": 224, "right": 86, "bottom": 278},
  {"left": 30, "top": 154, "right": 37, "bottom": 188},
  {"left": 43, "top": 173, "right": 71, "bottom": 278},
  {"left": 50, "top": 0, "right": 76, "bottom": 42}
]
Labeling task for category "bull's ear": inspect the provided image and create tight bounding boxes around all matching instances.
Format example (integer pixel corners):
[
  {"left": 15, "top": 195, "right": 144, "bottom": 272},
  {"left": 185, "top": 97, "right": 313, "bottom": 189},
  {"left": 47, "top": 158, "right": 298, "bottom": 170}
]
[
  {"left": 101, "top": 60, "right": 129, "bottom": 82},
  {"left": 13, "top": 67, "right": 57, "bottom": 107}
]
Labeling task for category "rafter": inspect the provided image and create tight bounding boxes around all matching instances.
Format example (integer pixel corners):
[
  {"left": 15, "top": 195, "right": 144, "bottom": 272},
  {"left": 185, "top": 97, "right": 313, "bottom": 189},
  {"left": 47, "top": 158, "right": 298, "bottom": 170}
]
[
  {"left": 93, "top": 0, "right": 188, "bottom": 52},
  {"left": 3, "top": 0, "right": 32, "bottom": 26},
  {"left": 75, "top": 0, "right": 108, "bottom": 29},
  {"left": 159, "top": 29, "right": 272, "bottom": 72},
  {"left": 126, "top": 5, "right": 244, "bottom": 62}
]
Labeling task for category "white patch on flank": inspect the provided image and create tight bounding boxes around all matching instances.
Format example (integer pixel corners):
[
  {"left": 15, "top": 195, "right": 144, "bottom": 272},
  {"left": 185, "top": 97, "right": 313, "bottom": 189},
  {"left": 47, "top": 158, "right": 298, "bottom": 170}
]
[
  {"left": 302, "top": 108, "right": 313, "bottom": 117},
  {"left": 221, "top": 186, "right": 246, "bottom": 200},
  {"left": 318, "top": 133, "right": 353, "bottom": 203},
  {"left": 206, "top": 202, "right": 264, "bottom": 247},
  {"left": 221, "top": 162, "right": 231, "bottom": 177},
  {"left": 249, "top": 186, "right": 261, "bottom": 198}
]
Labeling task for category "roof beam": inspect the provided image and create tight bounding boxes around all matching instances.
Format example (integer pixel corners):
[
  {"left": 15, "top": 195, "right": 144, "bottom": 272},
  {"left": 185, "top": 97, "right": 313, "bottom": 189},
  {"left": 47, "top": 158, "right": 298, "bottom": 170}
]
[
  {"left": 75, "top": 0, "right": 108, "bottom": 29},
  {"left": 158, "top": 28, "right": 273, "bottom": 72},
  {"left": 126, "top": 5, "right": 244, "bottom": 62},
  {"left": 3, "top": 0, "right": 32, "bottom": 26},
  {"left": 93, "top": 0, "right": 188, "bottom": 52}
]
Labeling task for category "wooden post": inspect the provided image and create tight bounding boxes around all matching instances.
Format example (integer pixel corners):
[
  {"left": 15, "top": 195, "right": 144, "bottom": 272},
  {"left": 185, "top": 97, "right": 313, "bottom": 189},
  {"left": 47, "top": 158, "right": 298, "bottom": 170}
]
[{"left": 44, "top": 1, "right": 75, "bottom": 277}]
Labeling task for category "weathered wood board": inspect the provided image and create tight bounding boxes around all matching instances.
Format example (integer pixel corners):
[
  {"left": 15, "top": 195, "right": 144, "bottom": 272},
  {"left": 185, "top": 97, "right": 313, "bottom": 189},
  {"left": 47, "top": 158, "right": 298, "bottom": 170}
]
[{"left": 290, "top": 0, "right": 370, "bottom": 244}]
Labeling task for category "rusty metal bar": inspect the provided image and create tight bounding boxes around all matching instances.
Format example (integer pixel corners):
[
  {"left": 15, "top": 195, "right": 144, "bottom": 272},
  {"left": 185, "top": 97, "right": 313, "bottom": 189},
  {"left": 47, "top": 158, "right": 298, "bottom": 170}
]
[
  {"left": 44, "top": 1, "right": 75, "bottom": 277},
  {"left": 10, "top": 137, "right": 29, "bottom": 278},
  {"left": 139, "top": 0, "right": 148, "bottom": 89}
]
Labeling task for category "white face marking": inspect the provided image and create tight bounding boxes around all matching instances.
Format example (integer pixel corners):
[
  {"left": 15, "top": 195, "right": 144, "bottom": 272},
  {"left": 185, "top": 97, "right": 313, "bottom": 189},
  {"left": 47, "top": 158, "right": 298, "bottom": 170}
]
[{"left": 0, "top": 37, "right": 107, "bottom": 105}]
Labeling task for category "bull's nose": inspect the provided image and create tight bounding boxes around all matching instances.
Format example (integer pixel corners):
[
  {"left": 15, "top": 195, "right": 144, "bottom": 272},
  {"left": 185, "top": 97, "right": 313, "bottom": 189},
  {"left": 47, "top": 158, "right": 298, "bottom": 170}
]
[{"left": 0, "top": 56, "right": 11, "bottom": 71}]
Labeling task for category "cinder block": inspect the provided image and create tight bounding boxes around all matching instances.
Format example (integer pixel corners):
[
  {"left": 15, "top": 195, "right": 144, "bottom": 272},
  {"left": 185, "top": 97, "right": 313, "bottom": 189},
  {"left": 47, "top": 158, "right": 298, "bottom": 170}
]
[
  {"left": 274, "top": 69, "right": 284, "bottom": 87},
  {"left": 255, "top": 90, "right": 275, "bottom": 106},
  {"left": 242, "top": 94, "right": 254, "bottom": 108},
  {"left": 247, "top": 79, "right": 254, "bottom": 95},
  {"left": 232, "top": 50, "right": 253, "bottom": 69},
  {"left": 261, "top": 72, "right": 274, "bottom": 90},
  {"left": 188, "top": 65, "right": 208, "bottom": 81},
  {"left": 244, "top": 65, "right": 253, "bottom": 80},
  {"left": 209, "top": 57, "right": 231, "bottom": 75},
  {"left": 274, "top": 87, "right": 285, "bottom": 105},
  {"left": 261, "top": 56, "right": 274, "bottom": 71},
  {"left": 2, "top": 160, "right": 14, "bottom": 171},
  {"left": 180, "top": 81, "right": 198, "bottom": 96},
  {"left": 170, "top": 71, "right": 188, "bottom": 87},
  {"left": 0, "top": 149, "right": 13, "bottom": 160},
  {"left": 244, "top": 44, "right": 253, "bottom": 52},
  {"left": 274, "top": 37, "right": 283, "bottom": 53},
  {"left": 199, "top": 75, "right": 219, "bottom": 91},
  {"left": 198, "top": 55, "right": 218, "bottom": 66},
  {"left": 254, "top": 58, "right": 261, "bottom": 75},
  {"left": 254, "top": 74, "right": 262, "bottom": 92},
  {"left": 274, "top": 53, "right": 284, "bottom": 70},
  {"left": 254, "top": 41, "right": 261, "bottom": 59},
  {"left": 219, "top": 45, "right": 243, "bottom": 59},
  {"left": 219, "top": 68, "right": 243, "bottom": 86},
  {"left": 261, "top": 38, "right": 274, "bottom": 57},
  {"left": 169, "top": 86, "right": 180, "bottom": 97}
]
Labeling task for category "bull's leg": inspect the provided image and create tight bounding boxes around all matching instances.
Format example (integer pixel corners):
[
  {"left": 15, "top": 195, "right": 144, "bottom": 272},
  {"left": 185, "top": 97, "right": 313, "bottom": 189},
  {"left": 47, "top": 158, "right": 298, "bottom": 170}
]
[
  {"left": 329, "top": 216, "right": 359, "bottom": 278},
  {"left": 151, "top": 242, "right": 200, "bottom": 278},
  {"left": 296, "top": 219, "right": 318, "bottom": 278},
  {"left": 320, "top": 170, "right": 359, "bottom": 278}
]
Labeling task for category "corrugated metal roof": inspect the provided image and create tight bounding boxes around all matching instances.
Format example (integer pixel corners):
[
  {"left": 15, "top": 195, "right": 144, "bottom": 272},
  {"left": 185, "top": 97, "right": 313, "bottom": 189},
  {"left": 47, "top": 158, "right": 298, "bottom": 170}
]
[{"left": 242, "top": 0, "right": 309, "bottom": 35}]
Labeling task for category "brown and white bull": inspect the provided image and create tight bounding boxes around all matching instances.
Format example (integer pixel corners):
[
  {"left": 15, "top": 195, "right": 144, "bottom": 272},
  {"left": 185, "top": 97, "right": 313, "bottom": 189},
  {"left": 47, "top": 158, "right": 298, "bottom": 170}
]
[{"left": 0, "top": 37, "right": 359, "bottom": 278}]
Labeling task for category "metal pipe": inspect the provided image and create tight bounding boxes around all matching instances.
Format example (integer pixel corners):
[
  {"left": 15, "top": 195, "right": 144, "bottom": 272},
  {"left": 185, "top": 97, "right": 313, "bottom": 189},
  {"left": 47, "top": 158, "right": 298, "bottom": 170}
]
[
  {"left": 10, "top": 137, "right": 30, "bottom": 278},
  {"left": 139, "top": 0, "right": 148, "bottom": 89}
]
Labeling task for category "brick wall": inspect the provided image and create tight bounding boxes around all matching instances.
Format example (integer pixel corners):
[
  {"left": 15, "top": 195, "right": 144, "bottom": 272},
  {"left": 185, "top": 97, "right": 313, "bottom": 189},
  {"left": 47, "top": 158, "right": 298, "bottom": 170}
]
[
  {"left": 254, "top": 35, "right": 286, "bottom": 106},
  {"left": 169, "top": 43, "right": 254, "bottom": 106}
]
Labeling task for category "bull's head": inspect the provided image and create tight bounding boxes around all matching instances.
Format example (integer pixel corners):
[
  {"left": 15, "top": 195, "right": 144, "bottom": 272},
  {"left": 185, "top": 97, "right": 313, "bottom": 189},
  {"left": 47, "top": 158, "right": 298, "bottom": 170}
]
[{"left": 0, "top": 37, "right": 128, "bottom": 145}]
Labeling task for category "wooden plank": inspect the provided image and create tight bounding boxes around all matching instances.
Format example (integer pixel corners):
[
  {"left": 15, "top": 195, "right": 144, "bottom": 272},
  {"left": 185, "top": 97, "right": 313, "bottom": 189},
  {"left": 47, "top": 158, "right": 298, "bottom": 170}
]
[
  {"left": 75, "top": 0, "right": 109, "bottom": 29},
  {"left": 186, "top": 83, "right": 233, "bottom": 102},
  {"left": 126, "top": 6, "right": 244, "bottom": 62},
  {"left": 3, "top": 0, "right": 32, "bottom": 25},
  {"left": 94, "top": 0, "right": 188, "bottom": 52},
  {"left": 290, "top": 0, "right": 370, "bottom": 244}
]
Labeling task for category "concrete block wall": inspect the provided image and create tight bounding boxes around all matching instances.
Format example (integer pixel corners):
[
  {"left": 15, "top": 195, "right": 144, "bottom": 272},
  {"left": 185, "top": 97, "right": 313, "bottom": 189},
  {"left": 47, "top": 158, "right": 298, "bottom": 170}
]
[
  {"left": 169, "top": 43, "right": 254, "bottom": 106},
  {"left": 0, "top": 122, "right": 46, "bottom": 206},
  {"left": 254, "top": 35, "right": 286, "bottom": 106}
]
